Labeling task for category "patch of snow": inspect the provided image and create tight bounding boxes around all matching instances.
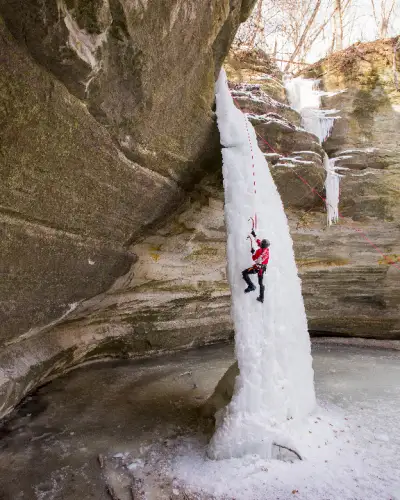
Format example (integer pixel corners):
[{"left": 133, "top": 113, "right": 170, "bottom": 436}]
[
  {"left": 375, "top": 433, "right": 389, "bottom": 442},
  {"left": 350, "top": 171, "right": 376, "bottom": 177},
  {"left": 263, "top": 153, "right": 280, "bottom": 158},
  {"left": 274, "top": 163, "right": 296, "bottom": 168},
  {"left": 280, "top": 157, "right": 315, "bottom": 166},
  {"left": 127, "top": 459, "right": 144, "bottom": 471},
  {"left": 331, "top": 155, "right": 353, "bottom": 162},
  {"left": 247, "top": 113, "right": 295, "bottom": 130},
  {"left": 208, "top": 70, "right": 315, "bottom": 460},
  {"left": 338, "top": 147, "right": 379, "bottom": 154},
  {"left": 231, "top": 86, "right": 289, "bottom": 110},
  {"left": 292, "top": 150, "right": 321, "bottom": 157}
]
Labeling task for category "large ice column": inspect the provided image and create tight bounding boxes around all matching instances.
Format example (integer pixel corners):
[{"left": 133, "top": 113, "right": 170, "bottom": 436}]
[
  {"left": 285, "top": 77, "right": 340, "bottom": 225},
  {"left": 208, "top": 70, "right": 315, "bottom": 460}
]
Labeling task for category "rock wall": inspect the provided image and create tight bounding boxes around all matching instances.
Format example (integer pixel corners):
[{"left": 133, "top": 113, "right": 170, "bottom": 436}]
[
  {"left": 300, "top": 38, "right": 400, "bottom": 336},
  {"left": 0, "top": 0, "right": 254, "bottom": 343},
  {"left": 0, "top": 0, "right": 256, "bottom": 417}
]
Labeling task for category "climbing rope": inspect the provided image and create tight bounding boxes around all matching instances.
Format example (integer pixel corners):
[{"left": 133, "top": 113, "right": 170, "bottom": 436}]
[
  {"left": 242, "top": 114, "right": 258, "bottom": 231},
  {"left": 232, "top": 95, "right": 400, "bottom": 271}
]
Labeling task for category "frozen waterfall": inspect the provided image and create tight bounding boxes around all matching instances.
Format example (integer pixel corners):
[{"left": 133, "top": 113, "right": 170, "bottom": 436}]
[
  {"left": 285, "top": 77, "right": 341, "bottom": 225},
  {"left": 208, "top": 70, "right": 316, "bottom": 460}
]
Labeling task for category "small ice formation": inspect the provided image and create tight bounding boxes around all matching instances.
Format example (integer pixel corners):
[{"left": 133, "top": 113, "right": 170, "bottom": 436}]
[
  {"left": 285, "top": 77, "right": 342, "bottom": 225},
  {"left": 57, "top": 0, "right": 109, "bottom": 92},
  {"left": 208, "top": 70, "right": 315, "bottom": 460},
  {"left": 324, "top": 154, "right": 341, "bottom": 225}
]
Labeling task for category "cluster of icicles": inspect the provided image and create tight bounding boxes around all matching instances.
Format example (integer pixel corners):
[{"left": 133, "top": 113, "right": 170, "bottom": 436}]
[{"left": 285, "top": 77, "right": 341, "bottom": 225}]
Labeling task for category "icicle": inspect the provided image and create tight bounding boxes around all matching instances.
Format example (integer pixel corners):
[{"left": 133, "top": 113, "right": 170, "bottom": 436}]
[
  {"left": 285, "top": 77, "right": 341, "bottom": 225},
  {"left": 284, "top": 78, "right": 339, "bottom": 143},
  {"left": 324, "top": 154, "right": 340, "bottom": 225}
]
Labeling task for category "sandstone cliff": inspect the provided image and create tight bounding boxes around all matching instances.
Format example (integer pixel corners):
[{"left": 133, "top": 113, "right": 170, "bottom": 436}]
[
  {"left": 0, "top": 0, "right": 255, "bottom": 416},
  {"left": 300, "top": 38, "right": 400, "bottom": 336}
]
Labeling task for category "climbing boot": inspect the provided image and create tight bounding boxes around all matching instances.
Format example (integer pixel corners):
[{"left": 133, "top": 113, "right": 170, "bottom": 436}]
[
  {"left": 244, "top": 285, "right": 256, "bottom": 293},
  {"left": 257, "top": 285, "right": 265, "bottom": 303}
]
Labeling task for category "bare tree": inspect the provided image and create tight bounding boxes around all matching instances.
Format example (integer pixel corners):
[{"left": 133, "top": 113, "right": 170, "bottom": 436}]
[
  {"left": 370, "top": 0, "right": 397, "bottom": 38},
  {"left": 234, "top": 0, "right": 337, "bottom": 71},
  {"left": 333, "top": 0, "right": 344, "bottom": 50},
  {"left": 248, "top": 0, "right": 264, "bottom": 46},
  {"left": 393, "top": 37, "right": 400, "bottom": 90},
  {"left": 233, "top": 0, "right": 398, "bottom": 72},
  {"left": 284, "top": 0, "right": 326, "bottom": 71}
]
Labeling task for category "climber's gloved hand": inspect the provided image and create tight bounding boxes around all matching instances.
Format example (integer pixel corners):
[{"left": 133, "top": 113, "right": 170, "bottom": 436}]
[
  {"left": 251, "top": 248, "right": 255, "bottom": 254},
  {"left": 251, "top": 230, "right": 256, "bottom": 238}
]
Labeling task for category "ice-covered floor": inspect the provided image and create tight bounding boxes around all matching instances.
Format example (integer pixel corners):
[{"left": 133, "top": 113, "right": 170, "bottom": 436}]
[{"left": 0, "top": 342, "right": 399, "bottom": 499}]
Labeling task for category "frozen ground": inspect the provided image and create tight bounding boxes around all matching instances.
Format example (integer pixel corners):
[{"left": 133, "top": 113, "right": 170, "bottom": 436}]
[{"left": 0, "top": 342, "right": 399, "bottom": 499}]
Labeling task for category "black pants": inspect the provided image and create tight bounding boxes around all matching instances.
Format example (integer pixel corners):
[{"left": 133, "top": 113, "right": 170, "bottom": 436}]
[{"left": 242, "top": 265, "right": 266, "bottom": 300}]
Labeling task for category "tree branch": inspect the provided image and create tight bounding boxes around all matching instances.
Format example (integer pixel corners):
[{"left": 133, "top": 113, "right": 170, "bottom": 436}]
[{"left": 284, "top": 0, "right": 323, "bottom": 72}]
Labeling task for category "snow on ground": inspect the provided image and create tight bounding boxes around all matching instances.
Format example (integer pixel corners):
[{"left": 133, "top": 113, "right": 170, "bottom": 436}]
[
  {"left": 165, "top": 388, "right": 400, "bottom": 500},
  {"left": 110, "top": 346, "right": 400, "bottom": 500},
  {"left": 206, "top": 70, "right": 315, "bottom": 460}
]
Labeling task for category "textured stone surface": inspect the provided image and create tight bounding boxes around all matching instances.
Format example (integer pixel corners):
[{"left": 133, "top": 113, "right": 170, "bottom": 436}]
[
  {"left": 305, "top": 37, "right": 400, "bottom": 222},
  {"left": 0, "top": 1, "right": 256, "bottom": 417},
  {"left": 0, "top": 0, "right": 255, "bottom": 342},
  {"left": 0, "top": 0, "right": 254, "bottom": 181},
  {"left": 298, "top": 38, "right": 400, "bottom": 335},
  {"left": 0, "top": 17, "right": 180, "bottom": 342}
]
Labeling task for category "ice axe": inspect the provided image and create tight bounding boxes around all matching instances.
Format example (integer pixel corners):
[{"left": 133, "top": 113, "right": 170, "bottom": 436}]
[
  {"left": 248, "top": 216, "right": 256, "bottom": 232},
  {"left": 246, "top": 235, "right": 254, "bottom": 253}
]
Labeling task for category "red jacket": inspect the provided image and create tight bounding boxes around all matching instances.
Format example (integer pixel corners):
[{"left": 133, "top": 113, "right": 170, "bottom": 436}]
[{"left": 252, "top": 239, "right": 270, "bottom": 265}]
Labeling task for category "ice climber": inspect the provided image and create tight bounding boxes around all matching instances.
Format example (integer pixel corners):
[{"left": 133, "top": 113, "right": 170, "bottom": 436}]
[{"left": 242, "top": 230, "right": 270, "bottom": 303}]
